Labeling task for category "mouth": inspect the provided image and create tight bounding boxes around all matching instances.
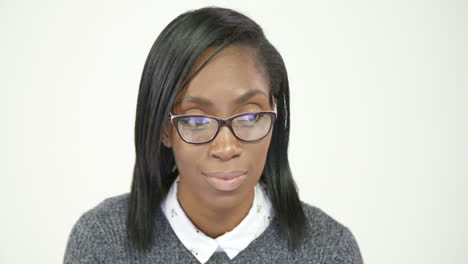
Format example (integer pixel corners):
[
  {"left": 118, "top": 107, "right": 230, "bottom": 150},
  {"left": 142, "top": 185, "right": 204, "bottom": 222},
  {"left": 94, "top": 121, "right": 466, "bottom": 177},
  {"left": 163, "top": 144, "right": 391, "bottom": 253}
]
[{"left": 203, "top": 171, "right": 247, "bottom": 191}]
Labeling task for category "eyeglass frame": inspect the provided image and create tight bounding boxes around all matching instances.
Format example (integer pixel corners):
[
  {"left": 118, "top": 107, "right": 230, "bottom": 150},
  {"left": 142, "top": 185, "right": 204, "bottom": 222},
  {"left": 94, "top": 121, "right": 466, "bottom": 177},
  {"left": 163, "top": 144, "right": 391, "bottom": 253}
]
[{"left": 168, "top": 105, "right": 278, "bottom": 145}]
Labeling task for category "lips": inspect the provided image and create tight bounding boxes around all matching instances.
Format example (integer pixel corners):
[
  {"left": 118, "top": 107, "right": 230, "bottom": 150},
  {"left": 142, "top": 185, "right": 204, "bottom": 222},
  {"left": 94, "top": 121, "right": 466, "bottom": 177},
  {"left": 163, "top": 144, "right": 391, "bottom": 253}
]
[
  {"left": 203, "top": 171, "right": 247, "bottom": 179},
  {"left": 203, "top": 171, "right": 247, "bottom": 191}
]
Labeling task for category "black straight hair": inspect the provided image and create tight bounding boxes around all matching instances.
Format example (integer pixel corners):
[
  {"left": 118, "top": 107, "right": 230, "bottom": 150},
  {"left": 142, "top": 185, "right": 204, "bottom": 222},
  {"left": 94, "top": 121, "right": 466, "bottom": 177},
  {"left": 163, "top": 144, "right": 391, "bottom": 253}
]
[{"left": 128, "top": 6, "right": 307, "bottom": 254}]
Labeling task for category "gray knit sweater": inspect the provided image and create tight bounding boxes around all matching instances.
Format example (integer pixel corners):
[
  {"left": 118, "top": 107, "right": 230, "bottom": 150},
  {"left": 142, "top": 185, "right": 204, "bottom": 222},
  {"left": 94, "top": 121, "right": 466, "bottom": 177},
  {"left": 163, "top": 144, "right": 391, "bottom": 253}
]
[{"left": 63, "top": 193, "right": 363, "bottom": 263}]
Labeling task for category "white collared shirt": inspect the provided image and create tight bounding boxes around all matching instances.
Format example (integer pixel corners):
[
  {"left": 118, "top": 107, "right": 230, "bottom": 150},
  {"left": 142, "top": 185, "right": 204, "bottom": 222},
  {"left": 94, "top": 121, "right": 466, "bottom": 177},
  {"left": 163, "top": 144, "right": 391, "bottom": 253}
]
[{"left": 160, "top": 175, "right": 275, "bottom": 264}]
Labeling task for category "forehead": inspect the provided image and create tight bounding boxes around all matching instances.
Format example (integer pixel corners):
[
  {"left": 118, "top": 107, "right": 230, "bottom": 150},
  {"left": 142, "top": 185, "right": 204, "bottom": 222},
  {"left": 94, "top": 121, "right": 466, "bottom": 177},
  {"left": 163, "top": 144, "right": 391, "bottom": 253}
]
[{"left": 175, "top": 44, "right": 270, "bottom": 107}]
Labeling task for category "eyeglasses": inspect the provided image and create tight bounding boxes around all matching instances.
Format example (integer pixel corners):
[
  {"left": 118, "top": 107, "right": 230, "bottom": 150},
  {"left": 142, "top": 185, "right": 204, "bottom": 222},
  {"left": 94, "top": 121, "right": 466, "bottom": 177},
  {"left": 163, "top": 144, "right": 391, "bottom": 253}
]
[{"left": 168, "top": 107, "right": 277, "bottom": 144}]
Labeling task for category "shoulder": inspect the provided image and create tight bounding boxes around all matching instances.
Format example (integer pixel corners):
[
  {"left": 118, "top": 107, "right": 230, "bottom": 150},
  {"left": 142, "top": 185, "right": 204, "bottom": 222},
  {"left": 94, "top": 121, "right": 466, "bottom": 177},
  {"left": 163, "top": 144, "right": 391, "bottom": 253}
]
[
  {"left": 74, "top": 193, "right": 130, "bottom": 230},
  {"left": 63, "top": 193, "right": 130, "bottom": 263},
  {"left": 86, "top": 193, "right": 130, "bottom": 220},
  {"left": 297, "top": 201, "right": 364, "bottom": 263},
  {"left": 299, "top": 200, "right": 345, "bottom": 237}
]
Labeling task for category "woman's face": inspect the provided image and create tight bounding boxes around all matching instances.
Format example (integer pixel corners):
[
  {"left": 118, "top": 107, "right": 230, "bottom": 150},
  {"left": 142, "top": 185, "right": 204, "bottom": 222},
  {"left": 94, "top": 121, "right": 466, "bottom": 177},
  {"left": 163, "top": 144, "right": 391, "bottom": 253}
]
[{"left": 162, "top": 44, "right": 274, "bottom": 210}]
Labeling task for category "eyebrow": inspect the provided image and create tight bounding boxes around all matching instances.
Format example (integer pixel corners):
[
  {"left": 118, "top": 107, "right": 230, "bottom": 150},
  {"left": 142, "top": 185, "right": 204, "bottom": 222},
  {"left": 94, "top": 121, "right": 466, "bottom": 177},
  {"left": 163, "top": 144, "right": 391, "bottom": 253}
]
[{"left": 176, "top": 89, "right": 268, "bottom": 106}]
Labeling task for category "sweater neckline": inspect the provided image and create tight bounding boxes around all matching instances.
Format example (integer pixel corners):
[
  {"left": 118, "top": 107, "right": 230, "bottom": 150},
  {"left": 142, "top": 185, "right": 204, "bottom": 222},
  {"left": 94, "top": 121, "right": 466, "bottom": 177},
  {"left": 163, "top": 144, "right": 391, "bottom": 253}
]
[
  {"left": 160, "top": 175, "right": 275, "bottom": 263},
  {"left": 155, "top": 203, "right": 284, "bottom": 262}
]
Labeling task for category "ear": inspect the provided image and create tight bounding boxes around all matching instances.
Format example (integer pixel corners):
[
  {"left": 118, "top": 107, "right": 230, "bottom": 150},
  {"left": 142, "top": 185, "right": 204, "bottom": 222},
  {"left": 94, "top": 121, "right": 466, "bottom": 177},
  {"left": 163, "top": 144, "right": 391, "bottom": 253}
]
[{"left": 161, "top": 120, "right": 172, "bottom": 148}]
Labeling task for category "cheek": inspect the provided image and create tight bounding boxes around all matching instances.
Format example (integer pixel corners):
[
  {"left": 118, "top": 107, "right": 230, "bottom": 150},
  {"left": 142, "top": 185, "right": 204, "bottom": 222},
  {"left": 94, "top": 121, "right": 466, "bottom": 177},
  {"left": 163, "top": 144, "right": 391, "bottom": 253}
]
[
  {"left": 246, "top": 134, "right": 272, "bottom": 173},
  {"left": 171, "top": 131, "right": 203, "bottom": 173}
]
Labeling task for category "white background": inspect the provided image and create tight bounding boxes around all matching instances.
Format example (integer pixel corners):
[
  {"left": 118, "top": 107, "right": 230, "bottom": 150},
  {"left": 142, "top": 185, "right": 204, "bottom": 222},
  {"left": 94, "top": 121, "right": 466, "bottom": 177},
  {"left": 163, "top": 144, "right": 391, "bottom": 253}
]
[{"left": 1, "top": 0, "right": 467, "bottom": 263}]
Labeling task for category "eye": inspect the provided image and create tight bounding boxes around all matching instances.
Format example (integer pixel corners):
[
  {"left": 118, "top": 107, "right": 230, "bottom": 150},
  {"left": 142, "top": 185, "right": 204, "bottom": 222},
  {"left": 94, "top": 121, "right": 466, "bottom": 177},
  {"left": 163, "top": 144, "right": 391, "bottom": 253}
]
[
  {"left": 233, "top": 113, "right": 261, "bottom": 127},
  {"left": 181, "top": 117, "right": 212, "bottom": 127},
  {"left": 237, "top": 113, "right": 259, "bottom": 122}
]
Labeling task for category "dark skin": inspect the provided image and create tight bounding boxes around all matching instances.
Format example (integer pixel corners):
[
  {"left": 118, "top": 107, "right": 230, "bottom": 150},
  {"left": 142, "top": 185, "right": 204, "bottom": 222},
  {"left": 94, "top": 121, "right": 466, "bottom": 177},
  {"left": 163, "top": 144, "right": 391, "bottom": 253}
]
[{"left": 162, "top": 44, "right": 274, "bottom": 238}]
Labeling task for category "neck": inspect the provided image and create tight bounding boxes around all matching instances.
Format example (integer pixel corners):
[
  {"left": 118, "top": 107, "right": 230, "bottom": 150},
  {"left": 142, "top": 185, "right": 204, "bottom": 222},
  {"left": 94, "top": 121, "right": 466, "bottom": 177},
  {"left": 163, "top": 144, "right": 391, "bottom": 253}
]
[{"left": 177, "top": 183, "right": 254, "bottom": 238}]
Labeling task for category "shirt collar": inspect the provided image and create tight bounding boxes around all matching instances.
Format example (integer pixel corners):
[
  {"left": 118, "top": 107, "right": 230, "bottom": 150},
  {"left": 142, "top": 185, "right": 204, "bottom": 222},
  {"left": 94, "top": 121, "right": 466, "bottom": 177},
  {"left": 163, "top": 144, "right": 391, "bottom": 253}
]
[{"left": 161, "top": 175, "right": 274, "bottom": 263}]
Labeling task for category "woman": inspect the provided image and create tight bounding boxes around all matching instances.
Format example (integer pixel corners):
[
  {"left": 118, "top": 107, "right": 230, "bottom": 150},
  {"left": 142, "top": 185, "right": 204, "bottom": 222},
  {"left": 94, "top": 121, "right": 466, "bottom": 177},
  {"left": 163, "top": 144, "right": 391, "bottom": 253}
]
[{"left": 64, "top": 6, "right": 363, "bottom": 263}]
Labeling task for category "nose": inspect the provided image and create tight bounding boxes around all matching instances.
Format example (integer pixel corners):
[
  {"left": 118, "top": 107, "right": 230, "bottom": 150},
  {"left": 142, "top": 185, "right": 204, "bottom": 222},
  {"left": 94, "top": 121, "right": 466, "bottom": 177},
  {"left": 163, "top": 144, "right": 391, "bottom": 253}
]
[{"left": 208, "top": 125, "right": 242, "bottom": 161}]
